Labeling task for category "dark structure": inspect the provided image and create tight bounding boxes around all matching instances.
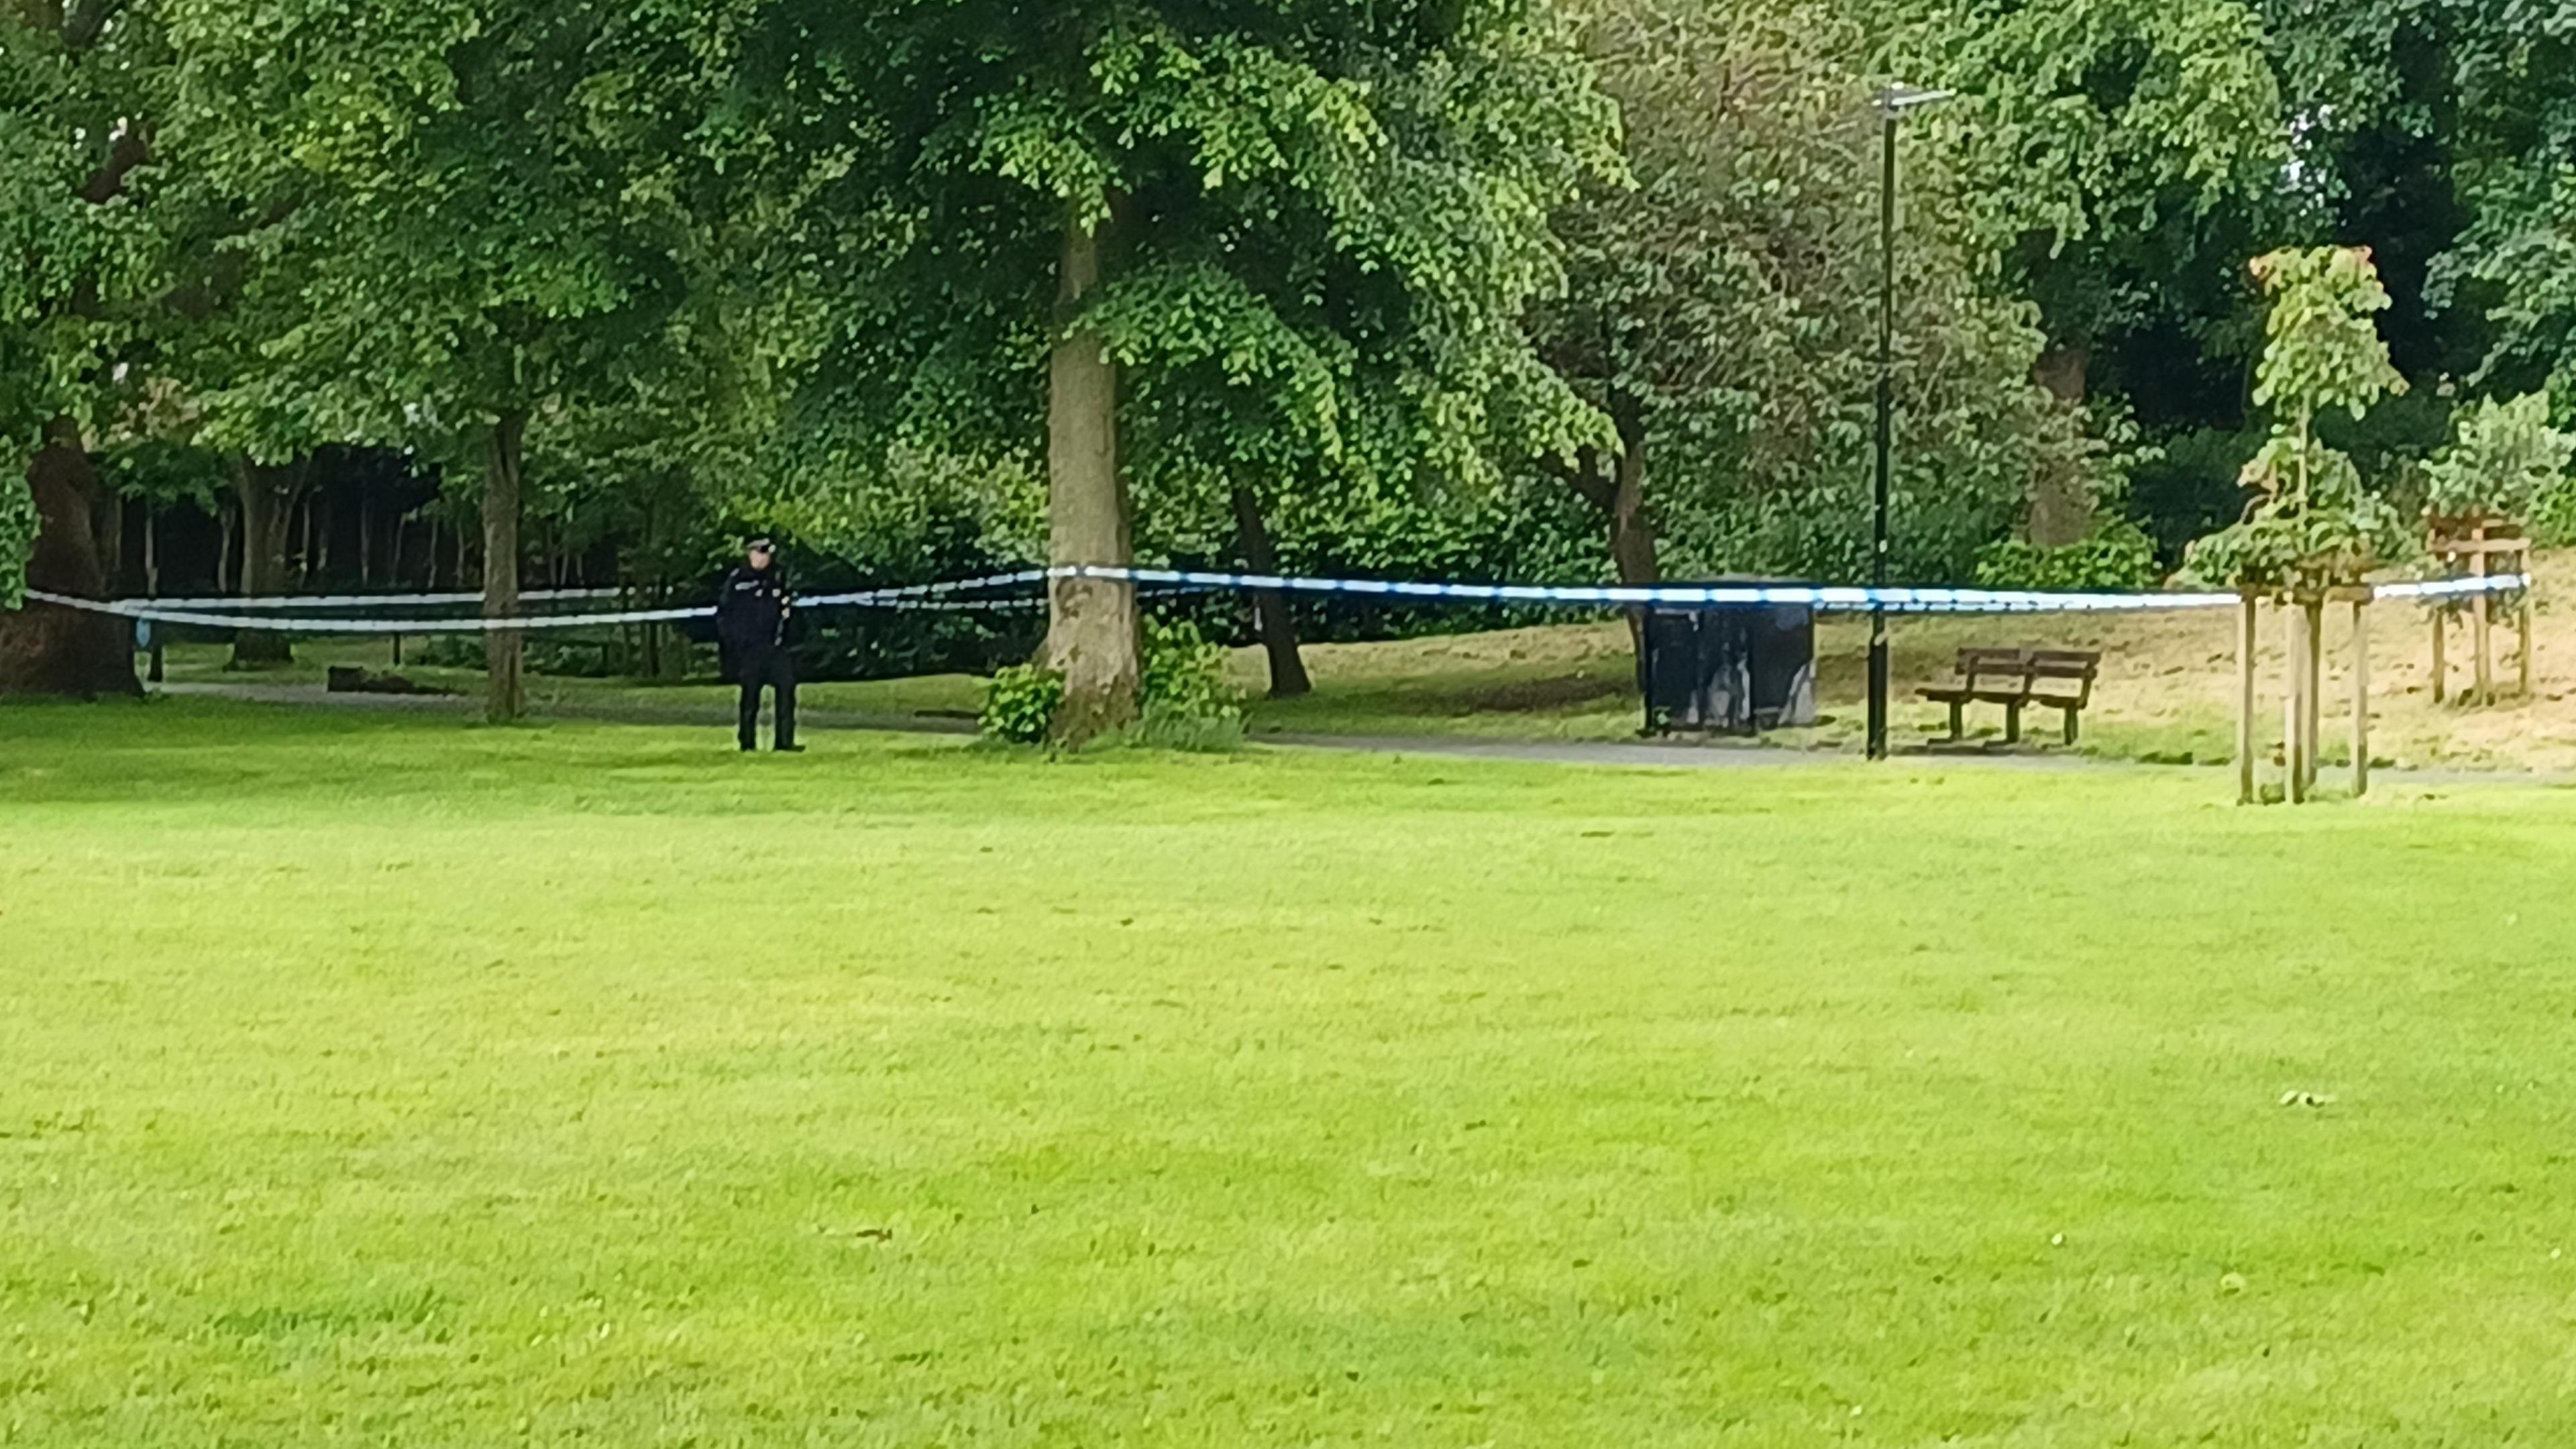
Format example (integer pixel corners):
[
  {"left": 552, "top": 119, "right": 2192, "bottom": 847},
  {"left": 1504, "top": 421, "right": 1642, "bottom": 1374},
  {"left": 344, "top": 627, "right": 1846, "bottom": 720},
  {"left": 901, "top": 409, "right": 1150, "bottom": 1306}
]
[{"left": 1642, "top": 598, "right": 1817, "bottom": 735}]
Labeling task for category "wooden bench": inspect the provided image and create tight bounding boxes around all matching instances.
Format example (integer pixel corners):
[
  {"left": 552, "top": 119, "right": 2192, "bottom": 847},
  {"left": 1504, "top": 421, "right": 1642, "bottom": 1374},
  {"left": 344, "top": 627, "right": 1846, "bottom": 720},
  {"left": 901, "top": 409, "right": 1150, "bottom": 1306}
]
[{"left": 1919, "top": 649, "right": 2101, "bottom": 745}]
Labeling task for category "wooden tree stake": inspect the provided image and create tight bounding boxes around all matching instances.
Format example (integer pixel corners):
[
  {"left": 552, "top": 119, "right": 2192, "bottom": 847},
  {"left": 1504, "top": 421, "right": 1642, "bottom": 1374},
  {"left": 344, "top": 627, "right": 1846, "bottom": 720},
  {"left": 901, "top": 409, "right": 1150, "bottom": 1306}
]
[
  {"left": 2519, "top": 590, "right": 2535, "bottom": 700},
  {"left": 2303, "top": 597, "right": 2324, "bottom": 794},
  {"left": 2432, "top": 604, "right": 2447, "bottom": 704},
  {"left": 2351, "top": 599, "right": 2370, "bottom": 798},
  {"left": 2237, "top": 595, "right": 2258, "bottom": 806},
  {"left": 2285, "top": 602, "right": 2308, "bottom": 805},
  {"left": 2472, "top": 546, "right": 2493, "bottom": 706}
]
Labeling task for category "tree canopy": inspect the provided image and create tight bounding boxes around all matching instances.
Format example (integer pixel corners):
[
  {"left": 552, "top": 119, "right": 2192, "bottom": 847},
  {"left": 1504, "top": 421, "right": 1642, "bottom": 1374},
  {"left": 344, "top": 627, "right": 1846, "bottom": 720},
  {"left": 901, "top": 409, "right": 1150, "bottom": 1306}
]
[{"left": 7, "top": 0, "right": 2576, "bottom": 709}]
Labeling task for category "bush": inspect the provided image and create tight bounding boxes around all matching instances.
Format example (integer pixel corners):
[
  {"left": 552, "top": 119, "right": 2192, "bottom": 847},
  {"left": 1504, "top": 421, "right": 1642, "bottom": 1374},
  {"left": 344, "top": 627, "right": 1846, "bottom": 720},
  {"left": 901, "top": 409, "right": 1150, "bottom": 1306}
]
[
  {"left": 979, "top": 620, "right": 1243, "bottom": 751},
  {"left": 1974, "top": 523, "right": 2162, "bottom": 592},
  {"left": 2424, "top": 392, "right": 2576, "bottom": 527},
  {"left": 979, "top": 664, "right": 1065, "bottom": 745},
  {"left": 1133, "top": 618, "right": 1244, "bottom": 751}
]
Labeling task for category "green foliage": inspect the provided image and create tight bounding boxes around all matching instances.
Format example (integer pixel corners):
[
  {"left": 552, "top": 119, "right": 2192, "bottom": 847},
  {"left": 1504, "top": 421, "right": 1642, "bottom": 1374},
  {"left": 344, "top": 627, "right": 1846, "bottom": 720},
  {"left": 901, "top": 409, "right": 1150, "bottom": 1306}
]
[
  {"left": 1133, "top": 616, "right": 1245, "bottom": 750},
  {"left": 1897, "top": 0, "right": 2288, "bottom": 376},
  {"left": 162, "top": 0, "right": 727, "bottom": 466},
  {"left": 1544, "top": 0, "right": 2132, "bottom": 586},
  {"left": 0, "top": 474, "right": 32, "bottom": 606},
  {"left": 981, "top": 664, "right": 1067, "bottom": 745},
  {"left": 2249, "top": 247, "right": 2408, "bottom": 425},
  {"left": 2187, "top": 248, "right": 2412, "bottom": 591},
  {"left": 1974, "top": 523, "right": 2162, "bottom": 592},
  {"left": 734, "top": 0, "right": 1623, "bottom": 565},
  {"left": 2422, "top": 393, "right": 2576, "bottom": 523}
]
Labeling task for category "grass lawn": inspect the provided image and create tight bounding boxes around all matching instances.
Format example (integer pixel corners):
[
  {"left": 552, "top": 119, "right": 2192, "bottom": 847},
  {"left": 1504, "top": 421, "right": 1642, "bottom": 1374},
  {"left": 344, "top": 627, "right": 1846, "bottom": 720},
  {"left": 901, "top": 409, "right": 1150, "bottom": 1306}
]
[{"left": 7, "top": 701, "right": 2576, "bottom": 1445}]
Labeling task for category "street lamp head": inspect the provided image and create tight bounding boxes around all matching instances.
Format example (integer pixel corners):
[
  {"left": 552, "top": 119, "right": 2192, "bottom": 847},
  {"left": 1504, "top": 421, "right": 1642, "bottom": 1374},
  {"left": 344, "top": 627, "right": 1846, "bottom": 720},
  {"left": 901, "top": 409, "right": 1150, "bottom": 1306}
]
[{"left": 1874, "top": 83, "right": 1955, "bottom": 118}]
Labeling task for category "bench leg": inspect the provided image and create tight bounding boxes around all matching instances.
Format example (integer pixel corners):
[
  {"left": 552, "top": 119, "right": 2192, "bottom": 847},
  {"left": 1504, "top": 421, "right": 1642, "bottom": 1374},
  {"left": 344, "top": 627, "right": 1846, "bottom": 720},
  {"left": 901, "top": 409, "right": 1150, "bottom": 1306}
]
[
  {"left": 1947, "top": 700, "right": 1964, "bottom": 741},
  {"left": 2063, "top": 708, "right": 2080, "bottom": 747},
  {"left": 2004, "top": 701, "right": 2023, "bottom": 745}
]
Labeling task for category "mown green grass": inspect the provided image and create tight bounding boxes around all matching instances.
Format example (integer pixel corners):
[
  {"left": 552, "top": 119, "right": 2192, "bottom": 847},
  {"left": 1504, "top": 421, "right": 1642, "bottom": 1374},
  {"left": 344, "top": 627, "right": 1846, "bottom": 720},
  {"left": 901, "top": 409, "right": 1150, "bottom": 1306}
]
[{"left": 6, "top": 700, "right": 2576, "bottom": 1446}]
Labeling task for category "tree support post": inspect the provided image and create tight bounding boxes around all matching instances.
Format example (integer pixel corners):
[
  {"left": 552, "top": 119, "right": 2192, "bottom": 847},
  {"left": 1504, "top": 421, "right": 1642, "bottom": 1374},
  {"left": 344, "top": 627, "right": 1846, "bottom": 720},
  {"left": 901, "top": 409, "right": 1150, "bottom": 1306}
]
[
  {"left": 2431, "top": 604, "right": 2447, "bottom": 704},
  {"left": 2472, "top": 549, "right": 2493, "bottom": 706},
  {"left": 2518, "top": 590, "right": 2534, "bottom": 700},
  {"left": 2284, "top": 602, "right": 2308, "bottom": 805},
  {"left": 2303, "top": 597, "right": 2324, "bottom": 794},
  {"left": 2236, "top": 594, "right": 2258, "bottom": 806},
  {"left": 2351, "top": 598, "right": 2370, "bottom": 799}
]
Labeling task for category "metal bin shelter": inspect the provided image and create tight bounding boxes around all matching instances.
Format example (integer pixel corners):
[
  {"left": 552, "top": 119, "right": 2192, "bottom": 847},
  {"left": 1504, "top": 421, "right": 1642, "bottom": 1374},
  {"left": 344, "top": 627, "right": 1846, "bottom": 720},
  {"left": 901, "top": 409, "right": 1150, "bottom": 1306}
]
[{"left": 1642, "top": 587, "right": 1818, "bottom": 735}]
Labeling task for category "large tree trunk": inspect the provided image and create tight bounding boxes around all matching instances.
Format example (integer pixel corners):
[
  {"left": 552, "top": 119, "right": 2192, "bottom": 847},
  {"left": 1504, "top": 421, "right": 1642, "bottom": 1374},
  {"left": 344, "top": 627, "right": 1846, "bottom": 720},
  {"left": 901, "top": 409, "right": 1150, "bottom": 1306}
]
[
  {"left": 483, "top": 411, "right": 528, "bottom": 723},
  {"left": 0, "top": 417, "right": 140, "bottom": 696},
  {"left": 229, "top": 458, "right": 306, "bottom": 668},
  {"left": 1230, "top": 486, "right": 1309, "bottom": 699},
  {"left": 92, "top": 487, "right": 124, "bottom": 596},
  {"left": 1560, "top": 405, "right": 1662, "bottom": 687},
  {"left": 1607, "top": 423, "right": 1660, "bottom": 686},
  {"left": 2028, "top": 342, "right": 2096, "bottom": 547},
  {"left": 1042, "top": 205, "right": 1138, "bottom": 742}
]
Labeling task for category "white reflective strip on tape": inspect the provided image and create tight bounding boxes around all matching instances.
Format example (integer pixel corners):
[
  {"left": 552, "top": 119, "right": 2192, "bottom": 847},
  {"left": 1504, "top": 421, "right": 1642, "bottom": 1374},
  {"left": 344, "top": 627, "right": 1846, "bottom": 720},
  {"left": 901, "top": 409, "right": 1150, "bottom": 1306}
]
[
  {"left": 2375, "top": 575, "right": 2531, "bottom": 600},
  {"left": 147, "top": 586, "right": 628, "bottom": 611},
  {"left": 1053, "top": 566, "right": 2244, "bottom": 613},
  {"left": 29, "top": 591, "right": 713, "bottom": 633},
  {"left": 26, "top": 568, "right": 2532, "bottom": 635}
]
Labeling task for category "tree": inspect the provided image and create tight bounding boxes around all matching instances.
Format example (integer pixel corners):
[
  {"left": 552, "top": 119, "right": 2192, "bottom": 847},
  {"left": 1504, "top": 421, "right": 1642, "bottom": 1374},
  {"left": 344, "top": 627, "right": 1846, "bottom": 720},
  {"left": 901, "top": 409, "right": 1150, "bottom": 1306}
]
[
  {"left": 0, "top": 0, "right": 165, "bottom": 694},
  {"left": 1541, "top": 0, "right": 2127, "bottom": 647},
  {"left": 2187, "top": 246, "right": 2410, "bottom": 592},
  {"left": 1898, "top": 0, "right": 2288, "bottom": 541},
  {"left": 2423, "top": 392, "right": 2576, "bottom": 531},
  {"left": 166, "top": 0, "right": 728, "bottom": 720},
  {"left": 724, "top": 0, "right": 1620, "bottom": 741}
]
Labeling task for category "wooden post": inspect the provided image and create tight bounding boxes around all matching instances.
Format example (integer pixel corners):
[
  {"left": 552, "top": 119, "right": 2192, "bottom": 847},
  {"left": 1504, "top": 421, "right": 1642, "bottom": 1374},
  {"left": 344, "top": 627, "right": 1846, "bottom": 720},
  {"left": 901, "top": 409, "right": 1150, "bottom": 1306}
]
[
  {"left": 2351, "top": 598, "right": 2370, "bottom": 799},
  {"left": 2431, "top": 602, "right": 2447, "bottom": 704},
  {"left": 2518, "top": 566, "right": 2534, "bottom": 700},
  {"left": 2285, "top": 602, "right": 2308, "bottom": 805},
  {"left": 2318, "top": 592, "right": 2339, "bottom": 789},
  {"left": 2237, "top": 594, "right": 2259, "bottom": 806},
  {"left": 2472, "top": 542, "right": 2493, "bottom": 706}
]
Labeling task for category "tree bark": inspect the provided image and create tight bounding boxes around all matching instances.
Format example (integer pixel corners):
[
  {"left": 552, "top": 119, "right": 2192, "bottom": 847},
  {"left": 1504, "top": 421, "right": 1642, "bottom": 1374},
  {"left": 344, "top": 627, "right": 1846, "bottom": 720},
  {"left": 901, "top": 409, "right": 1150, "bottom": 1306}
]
[
  {"left": 1042, "top": 203, "right": 1138, "bottom": 742},
  {"left": 92, "top": 486, "right": 123, "bottom": 595},
  {"left": 228, "top": 457, "right": 305, "bottom": 667},
  {"left": 1562, "top": 404, "right": 1662, "bottom": 686},
  {"left": 1230, "top": 486, "right": 1309, "bottom": 698},
  {"left": 0, "top": 417, "right": 140, "bottom": 696},
  {"left": 2027, "top": 341, "right": 2096, "bottom": 547},
  {"left": 216, "top": 498, "right": 234, "bottom": 594},
  {"left": 484, "top": 411, "right": 529, "bottom": 722}
]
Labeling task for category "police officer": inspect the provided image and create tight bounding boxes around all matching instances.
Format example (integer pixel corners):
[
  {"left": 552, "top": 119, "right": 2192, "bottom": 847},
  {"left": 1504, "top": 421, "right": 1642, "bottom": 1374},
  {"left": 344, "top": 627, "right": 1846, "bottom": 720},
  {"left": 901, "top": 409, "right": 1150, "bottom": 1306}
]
[{"left": 716, "top": 537, "right": 801, "bottom": 753}]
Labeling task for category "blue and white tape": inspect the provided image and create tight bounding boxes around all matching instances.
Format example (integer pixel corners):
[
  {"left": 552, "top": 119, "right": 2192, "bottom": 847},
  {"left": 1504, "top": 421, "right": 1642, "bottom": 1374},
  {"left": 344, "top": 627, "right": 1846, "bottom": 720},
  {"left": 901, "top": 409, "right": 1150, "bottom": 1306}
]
[
  {"left": 1052, "top": 565, "right": 2535, "bottom": 614},
  {"left": 21, "top": 566, "right": 2533, "bottom": 635}
]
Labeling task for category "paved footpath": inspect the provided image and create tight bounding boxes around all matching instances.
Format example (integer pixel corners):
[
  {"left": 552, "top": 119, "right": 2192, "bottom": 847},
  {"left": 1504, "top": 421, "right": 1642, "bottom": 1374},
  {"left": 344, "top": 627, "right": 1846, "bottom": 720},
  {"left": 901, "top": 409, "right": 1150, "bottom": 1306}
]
[{"left": 150, "top": 680, "right": 2566, "bottom": 786}]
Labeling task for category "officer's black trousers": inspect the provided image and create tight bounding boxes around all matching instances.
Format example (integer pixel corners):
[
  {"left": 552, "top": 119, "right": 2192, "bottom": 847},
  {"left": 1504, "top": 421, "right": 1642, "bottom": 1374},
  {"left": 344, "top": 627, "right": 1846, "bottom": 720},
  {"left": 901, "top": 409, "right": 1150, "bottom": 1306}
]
[{"left": 736, "top": 649, "right": 798, "bottom": 751}]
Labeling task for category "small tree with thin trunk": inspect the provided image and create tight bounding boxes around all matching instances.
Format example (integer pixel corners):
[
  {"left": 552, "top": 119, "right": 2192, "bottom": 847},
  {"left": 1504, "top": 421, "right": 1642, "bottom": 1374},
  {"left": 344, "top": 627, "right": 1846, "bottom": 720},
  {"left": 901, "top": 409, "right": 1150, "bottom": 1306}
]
[
  {"left": 2186, "top": 248, "right": 2410, "bottom": 596},
  {"left": 2187, "top": 246, "right": 2410, "bottom": 804}
]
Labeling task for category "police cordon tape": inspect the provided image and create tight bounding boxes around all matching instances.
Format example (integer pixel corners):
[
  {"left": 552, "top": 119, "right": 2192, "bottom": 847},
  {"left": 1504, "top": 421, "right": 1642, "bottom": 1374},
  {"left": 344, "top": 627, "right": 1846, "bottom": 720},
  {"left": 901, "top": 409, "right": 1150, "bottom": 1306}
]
[{"left": 22, "top": 566, "right": 2534, "bottom": 635}]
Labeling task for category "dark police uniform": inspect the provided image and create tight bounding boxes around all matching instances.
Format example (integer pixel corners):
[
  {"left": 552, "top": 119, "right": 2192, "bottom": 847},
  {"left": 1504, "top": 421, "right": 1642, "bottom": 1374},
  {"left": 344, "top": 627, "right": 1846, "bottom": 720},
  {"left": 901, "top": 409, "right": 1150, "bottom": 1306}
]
[{"left": 716, "top": 561, "right": 797, "bottom": 751}]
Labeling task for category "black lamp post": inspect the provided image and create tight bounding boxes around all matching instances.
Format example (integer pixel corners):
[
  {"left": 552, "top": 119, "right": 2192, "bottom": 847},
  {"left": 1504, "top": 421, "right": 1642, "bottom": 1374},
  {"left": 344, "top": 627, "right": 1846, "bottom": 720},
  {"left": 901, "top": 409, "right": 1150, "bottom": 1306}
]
[{"left": 1866, "top": 83, "right": 1951, "bottom": 762}]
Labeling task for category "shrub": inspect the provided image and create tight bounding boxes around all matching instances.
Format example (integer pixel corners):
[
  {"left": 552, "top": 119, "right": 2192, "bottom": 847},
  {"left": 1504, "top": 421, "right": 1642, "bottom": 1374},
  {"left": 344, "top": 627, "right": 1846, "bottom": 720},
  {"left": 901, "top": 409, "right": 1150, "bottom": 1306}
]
[
  {"left": 1974, "top": 523, "right": 2161, "bottom": 592},
  {"left": 2424, "top": 392, "right": 2576, "bottom": 528},
  {"left": 1132, "top": 618, "right": 1244, "bottom": 751},
  {"left": 979, "top": 664, "right": 1065, "bottom": 745}
]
